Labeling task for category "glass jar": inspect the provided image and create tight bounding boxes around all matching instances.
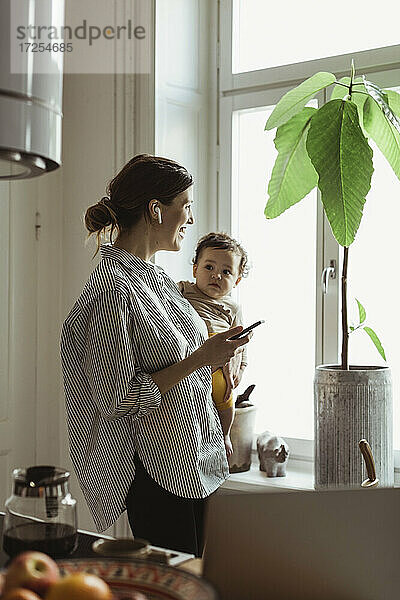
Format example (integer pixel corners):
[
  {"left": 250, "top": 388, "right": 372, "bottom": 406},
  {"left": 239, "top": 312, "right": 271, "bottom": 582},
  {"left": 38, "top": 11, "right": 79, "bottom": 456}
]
[{"left": 3, "top": 465, "right": 78, "bottom": 558}]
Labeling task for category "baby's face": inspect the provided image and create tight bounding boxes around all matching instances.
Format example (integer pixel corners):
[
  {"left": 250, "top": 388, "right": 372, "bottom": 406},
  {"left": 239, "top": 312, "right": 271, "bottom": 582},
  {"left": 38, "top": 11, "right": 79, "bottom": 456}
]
[{"left": 193, "top": 247, "right": 242, "bottom": 299}]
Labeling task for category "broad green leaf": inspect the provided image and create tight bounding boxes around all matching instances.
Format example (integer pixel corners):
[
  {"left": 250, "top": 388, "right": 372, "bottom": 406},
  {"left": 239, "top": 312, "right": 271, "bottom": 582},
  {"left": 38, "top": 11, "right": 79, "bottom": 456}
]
[
  {"left": 363, "top": 96, "right": 400, "bottom": 180},
  {"left": 355, "top": 298, "right": 366, "bottom": 324},
  {"left": 363, "top": 326, "right": 386, "bottom": 361},
  {"left": 363, "top": 77, "right": 400, "bottom": 135},
  {"left": 265, "top": 72, "right": 336, "bottom": 131},
  {"left": 265, "top": 108, "right": 318, "bottom": 218},
  {"left": 306, "top": 99, "right": 373, "bottom": 247},
  {"left": 385, "top": 90, "right": 400, "bottom": 118},
  {"left": 349, "top": 325, "right": 355, "bottom": 331}
]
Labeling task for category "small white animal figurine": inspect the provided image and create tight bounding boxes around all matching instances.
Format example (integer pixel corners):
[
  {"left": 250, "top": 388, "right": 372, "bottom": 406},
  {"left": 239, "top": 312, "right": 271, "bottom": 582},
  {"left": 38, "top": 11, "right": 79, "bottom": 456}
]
[{"left": 257, "top": 431, "right": 289, "bottom": 477}]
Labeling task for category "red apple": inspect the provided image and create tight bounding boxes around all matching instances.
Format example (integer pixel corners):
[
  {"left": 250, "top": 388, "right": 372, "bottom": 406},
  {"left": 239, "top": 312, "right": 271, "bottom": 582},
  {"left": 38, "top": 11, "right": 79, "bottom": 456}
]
[
  {"left": 1, "top": 588, "right": 42, "bottom": 600},
  {"left": 3, "top": 552, "right": 59, "bottom": 597}
]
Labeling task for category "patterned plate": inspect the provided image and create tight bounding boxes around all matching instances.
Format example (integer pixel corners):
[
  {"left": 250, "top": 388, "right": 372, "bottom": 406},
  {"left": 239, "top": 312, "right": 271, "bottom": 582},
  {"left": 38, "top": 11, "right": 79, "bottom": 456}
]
[{"left": 57, "top": 558, "right": 218, "bottom": 600}]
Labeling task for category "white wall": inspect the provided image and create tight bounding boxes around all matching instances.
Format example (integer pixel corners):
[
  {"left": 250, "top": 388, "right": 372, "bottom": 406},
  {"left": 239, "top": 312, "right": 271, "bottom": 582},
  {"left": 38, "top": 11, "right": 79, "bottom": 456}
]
[
  {"left": 0, "top": 179, "right": 38, "bottom": 507},
  {"left": 0, "top": 167, "right": 62, "bottom": 508}
]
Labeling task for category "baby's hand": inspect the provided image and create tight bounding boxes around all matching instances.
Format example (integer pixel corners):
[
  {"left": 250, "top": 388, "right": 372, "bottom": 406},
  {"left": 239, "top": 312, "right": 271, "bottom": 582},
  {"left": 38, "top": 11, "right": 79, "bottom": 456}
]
[
  {"left": 224, "top": 435, "right": 233, "bottom": 458},
  {"left": 233, "top": 369, "right": 244, "bottom": 388},
  {"left": 229, "top": 352, "right": 243, "bottom": 388},
  {"left": 221, "top": 362, "right": 234, "bottom": 402}
]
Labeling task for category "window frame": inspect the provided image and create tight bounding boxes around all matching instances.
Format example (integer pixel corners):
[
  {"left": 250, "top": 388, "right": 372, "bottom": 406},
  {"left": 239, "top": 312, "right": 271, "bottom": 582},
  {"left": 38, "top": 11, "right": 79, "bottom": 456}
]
[
  {"left": 217, "top": 0, "right": 400, "bottom": 468},
  {"left": 219, "top": 0, "right": 400, "bottom": 93}
]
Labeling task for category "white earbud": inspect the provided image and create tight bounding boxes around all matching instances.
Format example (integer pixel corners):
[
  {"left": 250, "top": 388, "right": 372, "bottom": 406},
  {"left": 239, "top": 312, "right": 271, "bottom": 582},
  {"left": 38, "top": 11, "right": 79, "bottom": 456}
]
[{"left": 154, "top": 205, "right": 162, "bottom": 224}]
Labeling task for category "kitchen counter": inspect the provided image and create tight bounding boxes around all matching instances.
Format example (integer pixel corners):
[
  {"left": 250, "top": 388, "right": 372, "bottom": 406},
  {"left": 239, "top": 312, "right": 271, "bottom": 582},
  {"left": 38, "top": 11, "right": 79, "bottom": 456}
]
[
  {"left": 0, "top": 512, "right": 196, "bottom": 570},
  {"left": 0, "top": 511, "right": 110, "bottom": 568}
]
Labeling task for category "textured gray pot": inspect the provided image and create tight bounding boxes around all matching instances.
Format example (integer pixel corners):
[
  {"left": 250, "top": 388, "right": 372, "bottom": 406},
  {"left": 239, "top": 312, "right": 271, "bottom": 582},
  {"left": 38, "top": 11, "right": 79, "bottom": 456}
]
[
  {"left": 228, "top": 405, "right": 257, "bottom": 473},
  {"left": 314, "top": 365, "right": 393, "bottom": 488}
]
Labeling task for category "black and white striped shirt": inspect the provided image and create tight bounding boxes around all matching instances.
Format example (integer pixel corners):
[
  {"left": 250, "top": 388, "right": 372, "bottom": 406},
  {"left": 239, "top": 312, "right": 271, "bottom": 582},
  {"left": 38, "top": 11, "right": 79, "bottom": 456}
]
[{"left": 60, "top": 244, "right": 229, "bottom": 532}]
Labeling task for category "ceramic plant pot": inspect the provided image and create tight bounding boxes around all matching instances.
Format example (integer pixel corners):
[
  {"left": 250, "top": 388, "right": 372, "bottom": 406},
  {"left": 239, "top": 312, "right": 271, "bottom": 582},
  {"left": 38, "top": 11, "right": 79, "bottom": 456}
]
[{"left": 314, "top": 365, "right": 393, "bottom": 488}]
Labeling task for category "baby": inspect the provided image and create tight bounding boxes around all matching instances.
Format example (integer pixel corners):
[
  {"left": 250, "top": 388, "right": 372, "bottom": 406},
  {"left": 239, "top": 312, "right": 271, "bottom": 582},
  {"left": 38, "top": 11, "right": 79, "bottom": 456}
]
[{"left": 178, "top": 232, "right": 249, "bottom": 457}]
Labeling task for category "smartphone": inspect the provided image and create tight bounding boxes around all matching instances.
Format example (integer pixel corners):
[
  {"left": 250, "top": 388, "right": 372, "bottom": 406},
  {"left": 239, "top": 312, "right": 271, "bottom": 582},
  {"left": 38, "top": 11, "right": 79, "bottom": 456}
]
[{"left": 228, "top": 320, "right": 265, "bottom": 340}]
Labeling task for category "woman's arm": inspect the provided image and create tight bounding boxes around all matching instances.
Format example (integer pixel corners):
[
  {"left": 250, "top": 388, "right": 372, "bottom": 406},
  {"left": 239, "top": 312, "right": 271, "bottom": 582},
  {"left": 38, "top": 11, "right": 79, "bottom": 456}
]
[
  {"left": 83, "top": 290, "right": 250, "bottom": 419},
  {"left": 150, "top": 351, "right": 203, "bottom": 395},
  {"left": 82, "top": 290, "right": 162, "bottom": 421},
  {"left": 151, "top": 325, "right": 250, "bottom": 395}
]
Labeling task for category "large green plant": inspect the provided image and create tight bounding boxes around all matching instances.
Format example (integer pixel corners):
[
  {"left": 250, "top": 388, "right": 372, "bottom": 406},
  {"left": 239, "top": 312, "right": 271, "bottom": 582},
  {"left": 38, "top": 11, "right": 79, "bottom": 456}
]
[{"left": 265, "top": 63, "right": 400, "bottom": 369}]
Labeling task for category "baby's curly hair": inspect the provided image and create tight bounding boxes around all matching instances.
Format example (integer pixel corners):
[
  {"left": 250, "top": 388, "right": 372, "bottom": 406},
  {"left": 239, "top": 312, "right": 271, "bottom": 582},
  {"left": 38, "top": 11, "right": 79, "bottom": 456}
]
[{"left": 193, "top": 232, "right": 250, "bottom": 278}]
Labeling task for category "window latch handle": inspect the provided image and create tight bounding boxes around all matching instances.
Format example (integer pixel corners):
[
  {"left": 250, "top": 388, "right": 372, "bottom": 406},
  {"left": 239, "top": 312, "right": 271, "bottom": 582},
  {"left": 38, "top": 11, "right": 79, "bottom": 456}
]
[{"left": 321, "top": 260, "right": 336, "bottom": 295}]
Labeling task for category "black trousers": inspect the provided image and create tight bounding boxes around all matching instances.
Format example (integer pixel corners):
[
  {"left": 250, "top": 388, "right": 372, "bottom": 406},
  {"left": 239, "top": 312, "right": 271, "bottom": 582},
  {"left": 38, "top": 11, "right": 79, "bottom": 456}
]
[{"left": 125, "top": 455, "right": 208, "bottom": 557}]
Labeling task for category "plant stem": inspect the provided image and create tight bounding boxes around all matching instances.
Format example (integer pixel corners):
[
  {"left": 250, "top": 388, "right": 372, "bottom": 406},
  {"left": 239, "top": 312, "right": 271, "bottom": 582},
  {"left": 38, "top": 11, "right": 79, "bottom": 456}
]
[
  {"left": 340, "top": 64, "right": 354, "bottom": 369},
  {"left": 349, "top": 61, "right": 354, "bottom": 101},
  {"left": 341, "top": 247, "right": 349, "bottom": 370}
]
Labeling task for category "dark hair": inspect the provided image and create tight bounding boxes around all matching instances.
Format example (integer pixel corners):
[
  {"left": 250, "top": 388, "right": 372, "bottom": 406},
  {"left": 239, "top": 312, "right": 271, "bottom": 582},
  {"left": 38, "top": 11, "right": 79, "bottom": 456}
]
[
  {"left": 85, "top": 154, "right": 194, "bottom": 255},
  {"left": 193, "top": 232, "right": 250, "bottom": 278}
]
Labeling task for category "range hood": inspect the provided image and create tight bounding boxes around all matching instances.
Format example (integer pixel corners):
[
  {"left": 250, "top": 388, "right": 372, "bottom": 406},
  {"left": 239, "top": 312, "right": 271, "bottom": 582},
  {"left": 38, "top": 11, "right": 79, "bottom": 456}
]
[{"left": 0, "top": 0, "right": 64, "bottom": 180}]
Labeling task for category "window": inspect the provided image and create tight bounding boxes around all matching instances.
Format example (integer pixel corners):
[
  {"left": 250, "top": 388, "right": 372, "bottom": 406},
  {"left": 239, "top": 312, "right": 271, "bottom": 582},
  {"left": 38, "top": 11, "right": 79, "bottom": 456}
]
[
  {"left": 232, "top": 0, "right": 400, "bottom": 73},
  {"left": 232, "top": 106, "right": 317, "bottom": 439},
  {"left": 219, "top": 1, "right": 400, "bottom": 453}
]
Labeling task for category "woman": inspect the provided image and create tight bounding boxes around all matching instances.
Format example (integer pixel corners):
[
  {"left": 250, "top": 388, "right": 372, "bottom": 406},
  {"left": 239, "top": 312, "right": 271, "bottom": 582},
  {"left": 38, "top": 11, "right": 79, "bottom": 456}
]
[{"left": 60, "top": 154, "right": 251, "bottom": 556}]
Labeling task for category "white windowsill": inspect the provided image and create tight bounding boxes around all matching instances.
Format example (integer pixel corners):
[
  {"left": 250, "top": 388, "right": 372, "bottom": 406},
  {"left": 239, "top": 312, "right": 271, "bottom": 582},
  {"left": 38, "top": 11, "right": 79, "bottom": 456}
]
[
  {"left": 222, "top": 455, "right": 314, "bottom": 493},
  {"left": 222, "top": 453, "right": 400, "bottom": 492}
]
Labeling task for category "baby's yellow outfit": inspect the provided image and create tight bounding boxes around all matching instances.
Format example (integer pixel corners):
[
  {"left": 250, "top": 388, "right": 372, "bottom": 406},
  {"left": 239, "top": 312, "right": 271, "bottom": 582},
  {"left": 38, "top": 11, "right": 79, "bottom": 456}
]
[
  {"left": 177, "top": 281, "right": 247, "bottom": 410},
  {"left": 210, "top": 333, "right": 234, "bottom": 409}
]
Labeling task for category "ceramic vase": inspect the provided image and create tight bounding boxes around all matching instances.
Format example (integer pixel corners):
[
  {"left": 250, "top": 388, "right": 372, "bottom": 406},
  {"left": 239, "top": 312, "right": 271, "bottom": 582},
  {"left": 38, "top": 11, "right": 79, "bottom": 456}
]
[
  {"left": 314, "top": 365, "right": 393, "bottom": 488},
  {"left": 228, "top": 405, "right": 257, "bottom": 473}
]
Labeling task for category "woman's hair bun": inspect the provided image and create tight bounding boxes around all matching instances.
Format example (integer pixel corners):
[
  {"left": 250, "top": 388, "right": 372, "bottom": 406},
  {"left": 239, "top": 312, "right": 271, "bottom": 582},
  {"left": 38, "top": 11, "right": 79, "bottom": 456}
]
[{"left": 84, "top": 200, "right": 114, "bottom": 233}]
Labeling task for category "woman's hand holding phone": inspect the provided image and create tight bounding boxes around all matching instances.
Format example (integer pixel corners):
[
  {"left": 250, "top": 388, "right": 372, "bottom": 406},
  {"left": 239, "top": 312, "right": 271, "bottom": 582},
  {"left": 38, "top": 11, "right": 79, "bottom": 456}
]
[{"left": 197, "top": 325, "right": 252, "bottom": 370}]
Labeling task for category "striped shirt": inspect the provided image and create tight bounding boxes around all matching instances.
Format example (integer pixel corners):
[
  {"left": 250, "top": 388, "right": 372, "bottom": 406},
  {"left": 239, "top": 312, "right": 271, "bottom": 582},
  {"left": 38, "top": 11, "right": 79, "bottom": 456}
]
[{"left": 60, "top": 244, "right": 229, "bottom": 532}]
